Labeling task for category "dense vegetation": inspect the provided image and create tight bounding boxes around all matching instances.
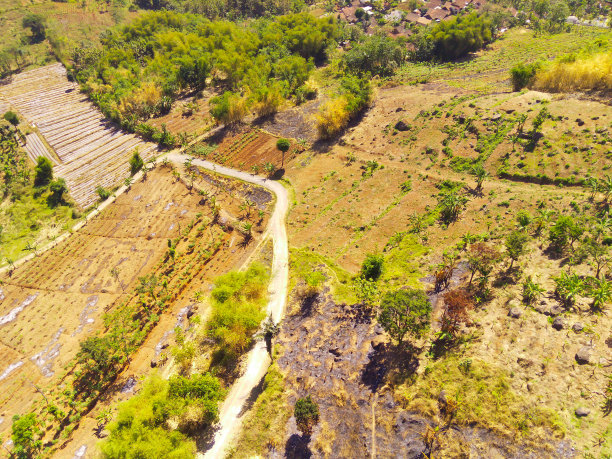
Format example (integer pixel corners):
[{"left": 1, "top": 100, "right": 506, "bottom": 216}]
[
  {"left": 134, "top": 0, "right": 311, "bottom": 19},
  {"left": 70, "top": 11, "right": 338, "bottom": 145},
  {"left": 100, "top": 374, "right": 224, "bottom": 458}
]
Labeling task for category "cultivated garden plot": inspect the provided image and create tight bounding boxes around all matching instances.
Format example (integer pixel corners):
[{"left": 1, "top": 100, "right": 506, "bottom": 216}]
[
  {"left": 0, "top": 167, "right": 270, "bottom": 441},
  {"left": 0, "top": 63, "right": 159, "bottom": 208}
]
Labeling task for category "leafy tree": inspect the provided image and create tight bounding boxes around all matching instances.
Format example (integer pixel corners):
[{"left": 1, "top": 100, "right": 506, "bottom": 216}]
[
  {"left": 22, "top": 14, "right": 46, "bottom": 43},
  {"left": 505, "top": 230, "right": 530, "bottom": 268},
  {"left": 210, "top": 92, "right": 248, "bottom": 125},
  {"left": 438, "top": 190, "right": 468, "bottom": 224},
  {"left": 294, "top": 395, "right": 319, "bottom": 437},
  {"left": 129, "top": 151, "right": 144, "bottom": 176},
  {"left": 378, "top": 289, "right": 431, "bottom": 345},
  {"left": 467, "top": 243, "right": 500, "bottom": 285},
  {"left": 34, "top": 156, "right": 53, "bottom": 187},
  {"left": 418, "top": 13, "right": 494, "bottom": 61},
  {"left": 549, "top": 215, "right": 584, "bottom": 253},
  {"left": 360, "top": 253, "right": 383, "bottom": 281},
  {"left": 583, "top": 238, "right": 610, "bottom": 278},
  {"left": 11, "top": 413, "right": 43, "bottom": 459},
  {"left": 516, "top": 210, "right": 532, "bottom": 231}
]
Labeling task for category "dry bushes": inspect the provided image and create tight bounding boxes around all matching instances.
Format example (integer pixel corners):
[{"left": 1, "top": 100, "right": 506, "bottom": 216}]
[
  {"left": 533, "top": 51, "right": 612, "bottom": 93},
  {"left": 315, "top": 97, "right": 350, "bottom": 139}
]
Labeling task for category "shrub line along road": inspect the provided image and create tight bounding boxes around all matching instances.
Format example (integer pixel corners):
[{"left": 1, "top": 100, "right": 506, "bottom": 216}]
[{"left": 165, "top": 152, "right": 289, "bottom": 458}]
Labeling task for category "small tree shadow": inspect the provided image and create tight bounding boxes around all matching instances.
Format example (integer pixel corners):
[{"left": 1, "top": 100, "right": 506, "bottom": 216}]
[
  {"left": 285, "top": 434, "right": 312, "bottom": 459},
  {"left": 361, "top": 342, "right": 419, "bottom": 392}
]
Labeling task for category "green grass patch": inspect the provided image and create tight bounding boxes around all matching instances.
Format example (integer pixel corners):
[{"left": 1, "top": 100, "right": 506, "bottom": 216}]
[
  {"left": 398, "top": 356, "right": 564, "bottom": 438},
  {"left": 0, "top": 186, "right": 75, "bottom": 266},
  {"left": 228, "top": 362, "right": 289, "bottom": 458},
  {"left": 381, "top": 233, "right": 429, "bottom": 289},
  {"left": 289, "top": 247, "right": 357, "bottom": 304}
]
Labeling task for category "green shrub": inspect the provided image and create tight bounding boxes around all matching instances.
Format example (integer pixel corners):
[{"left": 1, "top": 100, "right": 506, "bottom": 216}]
[
  {"left": 96, "top": 186, "right": 111, "bottom": 201},
  {"left": 129, "top": 151, "right": 144, "bottom": 175},
  {"left": 360, "top": 253, "right": 384, "bottom": 281},
  {"left": 3, "top": 111, "right": 19, "bottom": 126},
  {"left": 510, "top": 62, "right": 540, "bottom": 91},
  {"left": 34, "top": 156, "right": 53, "bottom": 187}
]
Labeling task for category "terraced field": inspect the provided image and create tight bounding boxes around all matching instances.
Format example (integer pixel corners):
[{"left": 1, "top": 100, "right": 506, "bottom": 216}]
[
  {"left": 0, "top": 167, "right": 268, "bottom": 442},
  {"left": 196, "top": 129, "right": 295, "bottom": 171},
  {"left": 0, "top": 63, "right": 159, "bottom": 208}
]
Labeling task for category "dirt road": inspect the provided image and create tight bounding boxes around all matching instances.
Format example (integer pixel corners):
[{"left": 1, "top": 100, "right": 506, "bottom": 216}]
[{"left": 166, "top": 153, "right": 289, "bottom": 458}]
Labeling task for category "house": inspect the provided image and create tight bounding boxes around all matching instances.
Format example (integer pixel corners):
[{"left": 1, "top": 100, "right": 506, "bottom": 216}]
[
  {"left": 341, "top": 6, "right": 358, "bottom": 23},
  {"left": 425, "top": 7, "right": 450, "bottom": 20},
  {"left": 385, "top": 10, "right": 404, "bottom": 22},
  {"left": 416, "top": 16, "right": 432, "bottom": 25},
  {"left": 404, "top": 12, "right": 422, "bottom": 22}
]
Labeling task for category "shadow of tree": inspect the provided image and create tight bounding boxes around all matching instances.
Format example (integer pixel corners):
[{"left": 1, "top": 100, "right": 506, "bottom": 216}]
[
  {"left": 361, "top": 342, "right": 419, "bottom": 392},
  {"left": 285, "top": 434, "right": 312, "bottom": 459}
]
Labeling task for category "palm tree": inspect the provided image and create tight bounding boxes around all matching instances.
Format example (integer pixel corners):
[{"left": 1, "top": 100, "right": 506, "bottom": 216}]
[
  {"left": 471, "top": 164, "right": 490, "bottom": 193},
  {"left": 602, "top": 175, "right": 612, "bottom": 202},
  {"left": 534, "top": 208, "right": 553, "bottom": 237},
  {"left": 240, "top": 222, "right": 253, "bottom": 243},
  {"left": 584, "top": 177, "right": 599, "bottom": 201}
]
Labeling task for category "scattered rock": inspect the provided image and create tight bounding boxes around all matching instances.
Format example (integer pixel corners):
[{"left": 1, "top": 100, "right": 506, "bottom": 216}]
[
  {"left": 186, "top": 308, "right": 195, "bottom": 319},
  {"left": 438, "top": 390, "right": 447, "bottom": 407},
  {"left": 606, "top": 336, "right": 612, "bottom": 348},
  {"left": 576, "top": 118, "right": 585, "bottom": 126},
  {"left": 395, "top": 107, "right": 404, "bottom": 112},
  {"left": 572, "top": 323, "right": 584, "bottom": 332},
  {"left": 329, "top": 348, "right": 341, "bottom": 357},
  {"left": 374, "top": 323, "right": 384, "bottom": 335},
  {"left": 491, "top": 113, "right": 502, "bottom": 121},
  {"left": 575, "top": 407, "right": 590, "bottom": 417},
  {"left": 575, "top": 346, "right": 592, "bottom": 365},
  {"left": 509, "top": 307, "right": 522, "bottom": 319},
  {"left": 549, "top": 304, "right": 565, "bottom": 316},
  {"left": 534, "top": 302, "right": 549, "bottom": 315},
  {"left": 552, "top": 317, "right": 565, "bottom": 330},
  {"left": 150, "top": 359, "right": 158, "bottom": 368},
  {"left": 394, "top": 120, "right": 410, "bottom": 131}
]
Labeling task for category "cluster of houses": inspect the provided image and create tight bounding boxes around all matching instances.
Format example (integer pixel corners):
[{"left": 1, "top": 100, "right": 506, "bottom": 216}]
[{"left": 340, "top": 0, "right": 482, "bottom": 29}]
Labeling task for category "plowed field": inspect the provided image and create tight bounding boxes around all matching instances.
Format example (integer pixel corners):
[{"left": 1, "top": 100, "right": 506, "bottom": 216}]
[
  {"left": 0, "top": 63, "right": 159, "bottom": 209},
  {"left": 0, "top": 167, "right": 271, "bottom": 442}
]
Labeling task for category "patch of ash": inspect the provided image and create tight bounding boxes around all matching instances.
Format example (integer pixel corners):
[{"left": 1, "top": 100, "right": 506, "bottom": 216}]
[
  {"left": 120, "top": 376, "right": 137, "bottom": 394},
  {"left": 0, "top": 286, "right": 4, "bottom": 301},
  {"left": 31, "top": 327, "right": 64, "bottom": 377},
  {"left": 276, "top": 294, "right": 427, "bottom": 458},
  {"left": 169, "top": 223, "right": 175, "bottom": 231},
  {"left": 154, "top": 305, "right": 193, "bottom": 356},
  {"left": 163, "top": 202, "right": 174, "bottom": 211},
  {"left": 72, "top": 445, "right": 87, "bottom": 459},
  {"left": 133, "top": 195, "right": 142, "bottom": 201},
  {"left": 245, "top": 189, "right": 272, "bottom": 209},
  {"left": 0, "top": 361, "right": 24, "bottom": 381},
  {"left": 0, "top": 293, "right": 39, "bottom": 326},
  {"left": 180, "top": 209, "right": 188, "bottom": 216},
  {"left": 72, "top": 295, "right": 99, "bottom": 336}
]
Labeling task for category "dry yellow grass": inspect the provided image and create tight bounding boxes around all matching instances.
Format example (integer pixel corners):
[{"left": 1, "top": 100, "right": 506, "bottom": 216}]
[{"left": 533, "top": 51, "right": 612, "bottom": 93}]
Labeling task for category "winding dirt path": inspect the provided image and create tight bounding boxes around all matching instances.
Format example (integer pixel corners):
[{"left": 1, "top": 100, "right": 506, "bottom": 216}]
[{"left": 165, "top": 153, "right": 289, "bottom": 458}]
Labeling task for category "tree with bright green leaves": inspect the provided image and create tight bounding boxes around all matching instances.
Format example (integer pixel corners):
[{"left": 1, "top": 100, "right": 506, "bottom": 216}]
[
  {"left": 378, "top": 289, "right": 431, "bottom": 346},
  {"left": 588, "top": 276, "right": 611, "bottom": 311},
  {"left": 505, "top": 230, "right": 530, "bottom": 268},
  {"left": 470, "top": 163, "right": 489, "bottom": 192},
  {"left": 276, "top": 138, "right": 290, "bottom": 168},
  {"left": 11, "top": 413, "right": 43, "bottom": 459},
  {"left": 360, "top": 253, "right": 383, "bottom": 281},
  {"left": 34, "top": 156, "right": 53, "bottom": 187},
  {"left": 294, "top": 395, "right": 319, "bottom": 437}
]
